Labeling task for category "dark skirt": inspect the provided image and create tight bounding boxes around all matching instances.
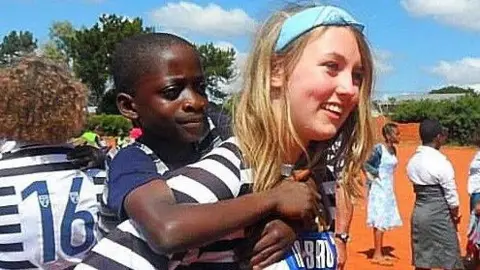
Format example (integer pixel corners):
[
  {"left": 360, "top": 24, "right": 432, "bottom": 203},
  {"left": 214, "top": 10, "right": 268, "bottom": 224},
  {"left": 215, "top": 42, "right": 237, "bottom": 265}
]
[{"left": 411, "top": 184, "right": 464, "bottom": 269}]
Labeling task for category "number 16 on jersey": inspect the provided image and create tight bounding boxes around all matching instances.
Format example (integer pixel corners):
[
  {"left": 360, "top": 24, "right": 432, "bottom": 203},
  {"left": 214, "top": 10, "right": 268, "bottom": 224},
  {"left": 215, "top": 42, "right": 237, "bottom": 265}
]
[{"left": 21, "top": 177, "right": 97, "bottom": 263}]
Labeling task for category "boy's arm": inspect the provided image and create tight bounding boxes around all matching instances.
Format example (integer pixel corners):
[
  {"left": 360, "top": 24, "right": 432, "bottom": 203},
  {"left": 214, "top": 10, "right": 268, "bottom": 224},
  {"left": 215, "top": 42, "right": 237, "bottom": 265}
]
[{"left": 124, "top": 174, "right": 318, "bottom": 254}]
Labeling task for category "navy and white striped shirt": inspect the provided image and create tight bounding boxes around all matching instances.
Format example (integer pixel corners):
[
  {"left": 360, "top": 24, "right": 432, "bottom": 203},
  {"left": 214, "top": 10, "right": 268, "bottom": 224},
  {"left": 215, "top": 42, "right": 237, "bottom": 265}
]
[
  {"left": 0, "top": 142, "right": 104, "bottom": 269},
  {"left": 99, "top": 114, "right": 229, "bottom": 235},
  {"left": 78, "top": 137, "right": 337, "bottom": 269}
]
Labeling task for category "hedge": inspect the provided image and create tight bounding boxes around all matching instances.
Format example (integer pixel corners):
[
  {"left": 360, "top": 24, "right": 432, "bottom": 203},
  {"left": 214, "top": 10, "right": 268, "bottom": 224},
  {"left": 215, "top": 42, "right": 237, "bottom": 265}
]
[
  {"left": 85, "top": 114, "right": 132, "bottom": 136},
  {"left": 391, "top": 94, "right": 480, "bottom": 145}
]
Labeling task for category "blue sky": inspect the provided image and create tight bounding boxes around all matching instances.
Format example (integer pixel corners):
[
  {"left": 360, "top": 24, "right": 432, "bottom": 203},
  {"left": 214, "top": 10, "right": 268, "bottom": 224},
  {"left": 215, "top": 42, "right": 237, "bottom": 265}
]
[{"left": 2, "top": 0, "right": 480, "bottom": 99}]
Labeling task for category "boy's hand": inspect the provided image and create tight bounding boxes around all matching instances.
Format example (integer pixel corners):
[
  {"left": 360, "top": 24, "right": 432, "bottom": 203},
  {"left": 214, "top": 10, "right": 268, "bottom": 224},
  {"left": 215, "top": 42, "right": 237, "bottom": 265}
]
[
  {"left": 269, "top": 171, "right": 321, "bottom": 229},
  {"left": 250, "top": 219, "right": 297, "bottom": 270}
]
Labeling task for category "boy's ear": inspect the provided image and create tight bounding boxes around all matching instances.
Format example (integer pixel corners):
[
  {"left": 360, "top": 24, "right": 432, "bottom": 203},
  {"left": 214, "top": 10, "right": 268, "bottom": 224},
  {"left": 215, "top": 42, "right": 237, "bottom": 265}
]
[
  {"left": 271, "top": 57, "right": 285, "bottom": 88},
  {"left": 117, "top": 93, "right": 138, "bottom": 120}
]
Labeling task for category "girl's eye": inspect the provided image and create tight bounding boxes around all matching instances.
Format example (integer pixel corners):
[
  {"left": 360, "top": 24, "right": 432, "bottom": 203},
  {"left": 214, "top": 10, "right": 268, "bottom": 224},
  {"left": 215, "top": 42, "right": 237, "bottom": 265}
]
[
  {"left": 352, "top": 71, "right": 364, "bottom": 87},
  {"left": 324, "top": 61, "right": 339, "bottom": 71}
]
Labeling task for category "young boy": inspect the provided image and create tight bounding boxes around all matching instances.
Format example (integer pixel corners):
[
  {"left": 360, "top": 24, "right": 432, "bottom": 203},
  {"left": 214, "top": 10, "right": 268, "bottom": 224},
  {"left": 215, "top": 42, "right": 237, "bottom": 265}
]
[
  {"left": 99, "top": 33, "right": 231, "bottom": 233},
  {"left": 85, "top": 33, "right": 303, "bottom": 269},
  {"left": 0, "top": 56, "right": 103, "bottom": 269}
]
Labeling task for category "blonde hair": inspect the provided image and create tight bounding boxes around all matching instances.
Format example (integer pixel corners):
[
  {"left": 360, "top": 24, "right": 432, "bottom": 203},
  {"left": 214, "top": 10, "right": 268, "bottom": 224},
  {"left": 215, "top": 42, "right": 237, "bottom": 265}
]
[
  {"left": 0, "top": 56, "right": 87, "bottom": 145},
  {"left": 233, "top": 5, "right": 374, "bottom": 198}
]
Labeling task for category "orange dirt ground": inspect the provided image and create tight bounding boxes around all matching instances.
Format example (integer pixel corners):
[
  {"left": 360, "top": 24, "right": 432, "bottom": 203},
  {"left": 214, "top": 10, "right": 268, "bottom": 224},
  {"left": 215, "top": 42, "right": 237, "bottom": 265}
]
[{"left": 346, "top": 143, "right": 477, "bottom": 270}]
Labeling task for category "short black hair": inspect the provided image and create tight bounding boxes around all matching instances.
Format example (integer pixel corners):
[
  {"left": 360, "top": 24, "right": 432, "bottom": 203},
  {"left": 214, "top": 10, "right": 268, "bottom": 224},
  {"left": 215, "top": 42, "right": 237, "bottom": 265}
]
[
  {"left": 419, "top": 119, "right": 443, "bottom": 144},
  {"left": 112, "top": 33, "right": 196, "bottom": 96},
  {"left": 382, "top": 122, "right": 398, "bottom": 140}
]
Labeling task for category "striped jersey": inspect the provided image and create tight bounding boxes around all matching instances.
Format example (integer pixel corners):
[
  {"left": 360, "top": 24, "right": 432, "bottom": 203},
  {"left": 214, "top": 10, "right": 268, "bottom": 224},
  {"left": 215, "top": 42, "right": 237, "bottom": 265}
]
[
  {"left": 0, "top": 142, "right": 104, "bottom": 269},
  {"left": 78, "top": 137, "right": 337, "bottom": 270},
  {"left": 99, "top": 115, "right": 227, "bottom": 235}
]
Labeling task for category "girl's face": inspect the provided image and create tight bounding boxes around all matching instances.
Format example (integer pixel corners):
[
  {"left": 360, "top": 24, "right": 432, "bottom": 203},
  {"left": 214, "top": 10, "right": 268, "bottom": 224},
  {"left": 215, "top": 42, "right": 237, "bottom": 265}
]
[
  {"left": 277, "top": 27, "right": 364, "bottom": 144},
  {"left": 388, "top": 127, "right": 401, "bottom": 144}
]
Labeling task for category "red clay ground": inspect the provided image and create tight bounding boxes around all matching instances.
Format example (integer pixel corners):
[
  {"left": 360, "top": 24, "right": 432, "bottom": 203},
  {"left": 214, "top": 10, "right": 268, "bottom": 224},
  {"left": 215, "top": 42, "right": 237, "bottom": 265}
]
[{"left": 346, "top": 144, "right": 477, "bottom": 270}]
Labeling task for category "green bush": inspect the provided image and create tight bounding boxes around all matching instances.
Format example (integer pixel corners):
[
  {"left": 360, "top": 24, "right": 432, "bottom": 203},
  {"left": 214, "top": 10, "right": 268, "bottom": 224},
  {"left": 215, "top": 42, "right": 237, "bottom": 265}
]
[
  {"left": 391, "top": 94, "right": 480, "bottom": 145},
  {"left": 86, "top": 114, "right": 132, "bottom": 136}
]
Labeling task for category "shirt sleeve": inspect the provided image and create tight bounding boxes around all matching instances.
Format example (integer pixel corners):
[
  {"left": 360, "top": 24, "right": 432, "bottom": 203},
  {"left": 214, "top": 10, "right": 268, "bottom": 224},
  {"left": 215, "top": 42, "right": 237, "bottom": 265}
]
[
  {"left": 363, "top": 144, "right": 382, "bottom": 177},
  {"left": 438, "top": 159, "right": 460, "bottom": 208},
  {"left": 468, "top": 152, "right": 480, "bottom": 195},
  {"left": 165, "top": 138, "right": 242, "bottom": 204},
  {"left": 106, "top": 146, "right": 162, "bottom": 220}
]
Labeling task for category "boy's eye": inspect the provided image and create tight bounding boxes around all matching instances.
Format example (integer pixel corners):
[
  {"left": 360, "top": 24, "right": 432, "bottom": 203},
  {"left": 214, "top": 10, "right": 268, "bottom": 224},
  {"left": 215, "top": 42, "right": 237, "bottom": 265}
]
[
  {"left": 196, "top": 82, "right": 207, "bottom": 96},
  {"left": 161, "top": 85, "right": 183, "bottom": 100}
]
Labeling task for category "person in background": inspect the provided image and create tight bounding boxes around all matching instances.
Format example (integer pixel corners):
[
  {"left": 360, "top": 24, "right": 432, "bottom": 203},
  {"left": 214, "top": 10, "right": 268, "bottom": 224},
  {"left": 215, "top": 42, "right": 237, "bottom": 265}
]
[
  {"left": 466, "top": 199, "right": 480, "bottom": 266},
  {"left": 0, "top": 56, "right": 103, "bottom": 269},
  {"left": 407, "top": 119, "right": 463, "bottom": 270},
  {"left": 364, "top": 123, "right": 403, "bottom": 266},
  {"left": 466, "top": 126, "right": 480, "bottom": 265},
  {"left": 468, "top": 126, "right": 480, "bottom": 211},
  {"left": 80, "top": 125, "right": 107, "bottom": 149}
]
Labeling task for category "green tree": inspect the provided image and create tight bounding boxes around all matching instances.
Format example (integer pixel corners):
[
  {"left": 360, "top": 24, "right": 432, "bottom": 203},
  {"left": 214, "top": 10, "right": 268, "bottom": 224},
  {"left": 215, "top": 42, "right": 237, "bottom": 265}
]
[
  {"left": 41, "top": 21, "right": 76, "bottom": 64},
  {"left": 429, "top": 85, "right": 475, "bottom": 94},
  {"left": 0, "top": 30, "right": 37, "bottom": 66},
  {"left": 41, "top": 41, "right": 65, "bottom": 63},
  {"left": 70, "top": 14, "right": 154, "bottom": 106},
  {"left": 391, "top": 93, "right": 480, "bottom": 145},
  {"left": 196, "top": 43, "right": 236, "bottom": 102},
  {"left": 97, "top": 89, "right": 119, "bottom": 114}
]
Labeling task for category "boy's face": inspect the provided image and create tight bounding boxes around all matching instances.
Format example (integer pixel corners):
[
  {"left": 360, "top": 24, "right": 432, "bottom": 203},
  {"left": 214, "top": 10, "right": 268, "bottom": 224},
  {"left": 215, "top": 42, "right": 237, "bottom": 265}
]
[{"left": 133, "top": 45, "right": 208, "bottom": 143}]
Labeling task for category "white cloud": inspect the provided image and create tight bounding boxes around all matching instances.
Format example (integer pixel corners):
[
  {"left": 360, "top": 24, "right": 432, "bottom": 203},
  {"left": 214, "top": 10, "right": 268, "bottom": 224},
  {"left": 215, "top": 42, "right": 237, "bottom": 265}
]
[
  {"left": 149, "top": 1, "right": 257, "bottom": 38},
  {"left": 213, "top": 41, "right": 247, "bottom": 94},
  {"left": 373, "top": 49, "right": 394, "bottom": 74},
  {"left": 401, "top": 0, "right": 480, "bottom": 31},
  {"left": 214, "top": 41, "right": 247, "bottom": 70},
  {"left": 430, "top": 57, "right": 480, "bottom": 87},
  {"left": 462, "top": 83, "right": 480, "bottom": 92}
]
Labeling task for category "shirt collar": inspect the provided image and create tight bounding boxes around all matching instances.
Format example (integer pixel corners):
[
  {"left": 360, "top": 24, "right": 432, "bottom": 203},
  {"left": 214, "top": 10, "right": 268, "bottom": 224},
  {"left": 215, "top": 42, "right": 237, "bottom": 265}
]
[
  {"left": 0, "top": 140, "right": 18, "bottom": 154},
  {"left": 416, "top": 145, "right": 445, "bottom": 158}
]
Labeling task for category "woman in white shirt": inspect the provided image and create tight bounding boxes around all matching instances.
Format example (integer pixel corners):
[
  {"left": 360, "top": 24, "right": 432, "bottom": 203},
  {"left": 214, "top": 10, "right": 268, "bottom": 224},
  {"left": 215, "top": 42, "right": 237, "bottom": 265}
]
[{"left": 406, "top": 119, "right": 462, "bottom": 270}]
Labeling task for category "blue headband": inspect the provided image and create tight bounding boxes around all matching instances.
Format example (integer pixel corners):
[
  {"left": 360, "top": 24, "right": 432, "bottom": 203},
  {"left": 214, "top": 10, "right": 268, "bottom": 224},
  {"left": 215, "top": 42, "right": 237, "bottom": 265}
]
[{"left": 275, "top": 6, "right": 364, "bottom": 52}]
